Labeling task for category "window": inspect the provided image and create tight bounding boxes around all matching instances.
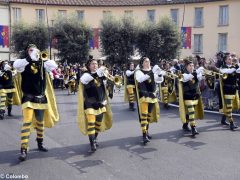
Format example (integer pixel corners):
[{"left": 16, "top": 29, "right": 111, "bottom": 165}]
[
  {"left": 218, "top": 33, "right": 227, "bottom": 51},
  {"left": 170, "top": 9, "right": 179, "bottom": 26},
  {"left": 58, "top": 10, "right": 67, "bottom": 17},
  {"left": 147, "top": 10, "right": 155, "bottom": 22},
  {"left": 77, "top": 10, "right": 84, "bottom": 22},
  {"left": 103, "top": 10, "right": 112, "bottom": 18},
  {"left": 124, "top": 10, "right": 133, "bottom": 17},
  {"left": 219, "top": 5, "right": 229, "bottom": 26},
  {"left": 194, "top": 34, "right": 203, "bottom": 53},
  {"left": 12, "top": 7, "right": 21, "bottom": 23},
  {"left": 194, "top": 7, "right": 203, "bottom": 27},
  {"left": 36, "top": 9, "right": 45, "bottom": 23}
]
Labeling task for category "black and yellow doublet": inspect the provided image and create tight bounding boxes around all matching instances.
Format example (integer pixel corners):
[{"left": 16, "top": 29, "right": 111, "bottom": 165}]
[
  {"left": 179, "top": 71, "right": 204, "bottom": 126},
  {"left": 21, "top": 61, "right": 47, "bottom": 109}
]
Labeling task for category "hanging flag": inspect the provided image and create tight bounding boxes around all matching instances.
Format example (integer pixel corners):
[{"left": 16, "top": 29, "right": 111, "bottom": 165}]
[
  {"left": 89, "top": 28, "right": 100, "bottom": 49},
  {"left": 0, "top": 25, "right": 9, "bottom": 48},
  {"left": 181, "top": 27, "right": 191, "bottom": 49},
  {"left": 93, "top": 28, "right": 100, "bottom": 49}
]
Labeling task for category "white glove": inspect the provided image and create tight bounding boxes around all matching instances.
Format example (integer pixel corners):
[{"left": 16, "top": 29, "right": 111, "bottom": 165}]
[
  {"left": 152, "top": 65, "right": 161, "bottom": 74},
  {"left": 161, "top": 70, "right": 167, "bottom": 76},
  {"left": 96, "top": 66, "right": 105, "bottom": 77},
  {"left": 135, "top": 65, "right": 140, "bottom": 70},
  {"left": 196, "top": 67, "right": 205, "bottom": 74},
  {"left": 30, "top": 48, "right": 40, "bottom": 61},
  {"left": 183, "top": 73, "right": 194, "bottom": 82},
  {"left": 4, "top": 64, "right": 11, "bottom": 71}
]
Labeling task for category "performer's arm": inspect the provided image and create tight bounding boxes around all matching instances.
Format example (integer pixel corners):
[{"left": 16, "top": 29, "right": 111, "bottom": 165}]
[
  {"left": 44, "top": 60, "right": 58, "bottom": 72},
  {"left": 126, "top": 70, "right": 134, "bottom": 77},
  {"left": 80, "top": 73, "right": 94, "bottom": 85},
  {"left": 13, "top": 59, "right": 29, "bottom": 73},
  {"left": 135, "top": 70, "right": 150, "bottom": 83},
  {"left": 219, "top": 67, "right": 236, "bottom": 74},
  {"left": 182, "top": 73, "right": 194, "bottom": 82}
]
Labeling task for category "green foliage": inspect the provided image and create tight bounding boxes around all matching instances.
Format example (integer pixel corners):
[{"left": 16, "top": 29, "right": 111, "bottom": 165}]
[
  {"left": 53, "top": 17, "right": 92, "bottom": 63},
  {"left": 12, "top": 23, "right": 48, "bottom": 55},
  {"left": 100, "top": 15, "right": 137, "bottom": 65},
  {"left": 136, "top": 17, "right": 181, "bottom": 64}
]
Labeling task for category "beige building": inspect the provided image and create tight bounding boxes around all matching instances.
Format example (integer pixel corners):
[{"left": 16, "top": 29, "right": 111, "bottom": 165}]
[{"left": 1, "top": 0, "right": 240, "bottom": 60}]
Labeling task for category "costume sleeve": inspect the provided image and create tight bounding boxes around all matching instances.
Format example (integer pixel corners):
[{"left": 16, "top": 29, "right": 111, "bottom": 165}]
[
  {"left": 135, "top": 70, "right": 150, "bottom": 83},
  {"left": 13, "top": 59, "right": 29, "bottom": 73},
  {"left": 44, "top": 60, "right": 58, "bottom": 72},
  {"left": 126, "top": 70, "right": 134, "bottom": 77},
  {"left": 80, "top": 73, "right": 94, "bottom": 85}
]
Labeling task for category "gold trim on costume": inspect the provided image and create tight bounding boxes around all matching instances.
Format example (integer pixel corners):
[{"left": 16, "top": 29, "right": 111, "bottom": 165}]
[
  {"left": 126, "top": 85, "right": 135, "bottom": 88},
  {"left": 184, "top": 100, "right": 199, "bottom": 106},
  {"left": 139, "top": 97, "right": 158, "bottom": 103},
  {"left": 22, "top": 102, "right": 48, "bottom": 110},
  {"left": 224, "top": 95, "right": 236, "bottom": 100},
  {"left": 0, "top": 88, "right": 16, "bottom": 94},
  {"left": 84, "top": 107, "right": 107, "bottom": 116}
]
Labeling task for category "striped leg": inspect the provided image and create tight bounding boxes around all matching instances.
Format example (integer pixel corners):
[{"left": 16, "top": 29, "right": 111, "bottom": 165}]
[
  {"left": 128, "top": 87, "right": 135, "bottom": 110},
  {"left": 34, "top": 110, "right": 48, "bottom": 151},
  {"left": 162, "top": 87, "right": 168, "bottom": 104},
  {"left": 21, "top": 108, "right": 34, "bottom": 150},
  {"left": 95, "top": 113, "right": 103, "bottom": 134},
  {"left": 140, "top": 102, "right": 148, "bottom": 134},
  {"left": 224, "top": 98, "right": 233, "bottom": 123},
  {"left": 186, "top": 105, "right": 196, "bottom": 127},
  {"left": 0, "top": 93, "right": 6, "bottom": 119},
  {"left": 86, "top": 114, "right": 97, "bottom": 151},
  {"left": 6, "top": 93, "right": 13, "bottom": 116},
  {"left": 140, "top": 102, "right": 150, "bottom": 144}
]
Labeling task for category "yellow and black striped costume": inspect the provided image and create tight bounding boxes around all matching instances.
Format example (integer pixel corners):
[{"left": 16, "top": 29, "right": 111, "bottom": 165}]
[
  {"left": 219, "top": 64, "right": 240, "bottom": 130},
  {"left": 78, "top": 71, "right": 112, "bottom": 151},
  {"left": 124, "top": 69, "right": 136, "bottom": 110},
  {"left": 135, "top": 69, "right": 160, "bottom": 144},
  {"left": 178, "top": 70, "right": 204, "bottom": 136},
  {"left": 0, "top": 69, "right": 16, "bottom": 118}
]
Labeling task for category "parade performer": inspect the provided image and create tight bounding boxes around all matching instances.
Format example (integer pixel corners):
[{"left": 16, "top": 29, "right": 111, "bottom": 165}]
[
  {"left": 219, "top": 54, "right": 240, "bottom": 130},
  {"left": 178, "top": 59, "right": 204, "bottom": 137},
  {"left": 0, "top": 61, "right": 16, "bottom": 119},
  {"left": 78, "top": 59, "right": 112, "bottom": 152},
  {"left": 159, "top": 63, "right": 177, "bottom": 109},
  {"left": 124, "top": 62, "right": 136, "bottom": 111},
  {"left": 135, "top": 57, "right": 163, "bottom": 145},
  {"left": 13, "top": 44, "right": 59, "bottom": 161}
]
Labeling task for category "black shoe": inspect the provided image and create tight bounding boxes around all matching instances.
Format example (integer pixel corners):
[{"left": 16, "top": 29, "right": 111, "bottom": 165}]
[
  {"left": 191, "top": 126, "right": 199, "bottom": 137},
  {"left": 7, "top": 107, "right": 12, "bottom": 116},
  {"left": 182, "top": 123, "right": 191, "bottom": 132},
  {"left": 164, "top": 103, "right": 169, "bottom": 109},
  {"left": 0, "top": 110, "right": 5, "bottom": 120},
  {"left": 18, "top": 148, "right": 27, "bottom": 161},
  {"left": 129, "top": 103, "right": 135, "bottom": 111},
  {"left": 230, "top": 122, "right": 238, "bottom": 131},
  {"left": 143, "top": 133, "right": 150, "bottom": 145},
  {"left": 95, "top": 133, "right": 99, "bottom": 147},
  {"left": 147, "top": 133, "right": 152, "bottom": 139},
  {"left": 89, "top": 135, "right": 97, "bottom": 152},
  {"left": 36, "top": 138, "right": 48, "bottom": 152},
  {"left": 221, "top": 115, "right": 229, "bottom": 126}
]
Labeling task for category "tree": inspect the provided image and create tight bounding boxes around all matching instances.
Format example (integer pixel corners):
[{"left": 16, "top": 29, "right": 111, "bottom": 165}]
[
  {"left": 53, "top": 17, "right": 92, "bottom": 64},
  {"left": 136, "top": 17, "right": 181, "bottom": 64},
  {"left": 12, "top": 23, "right": 48, "bottom": 56},
  {"left": 157, "top": 17, "right": 181, "bottom": 60},
  {"left": 100, "top": 15, "right": 137, "bottom": 65}
]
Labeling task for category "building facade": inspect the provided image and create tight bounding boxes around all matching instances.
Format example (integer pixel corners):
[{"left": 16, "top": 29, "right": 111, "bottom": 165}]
[
  {"left": 0, "top": 1, "right": 10, "bottom": 60},
  {"left": 1, "top": 0, "right": 240, "bottom": 60}
]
